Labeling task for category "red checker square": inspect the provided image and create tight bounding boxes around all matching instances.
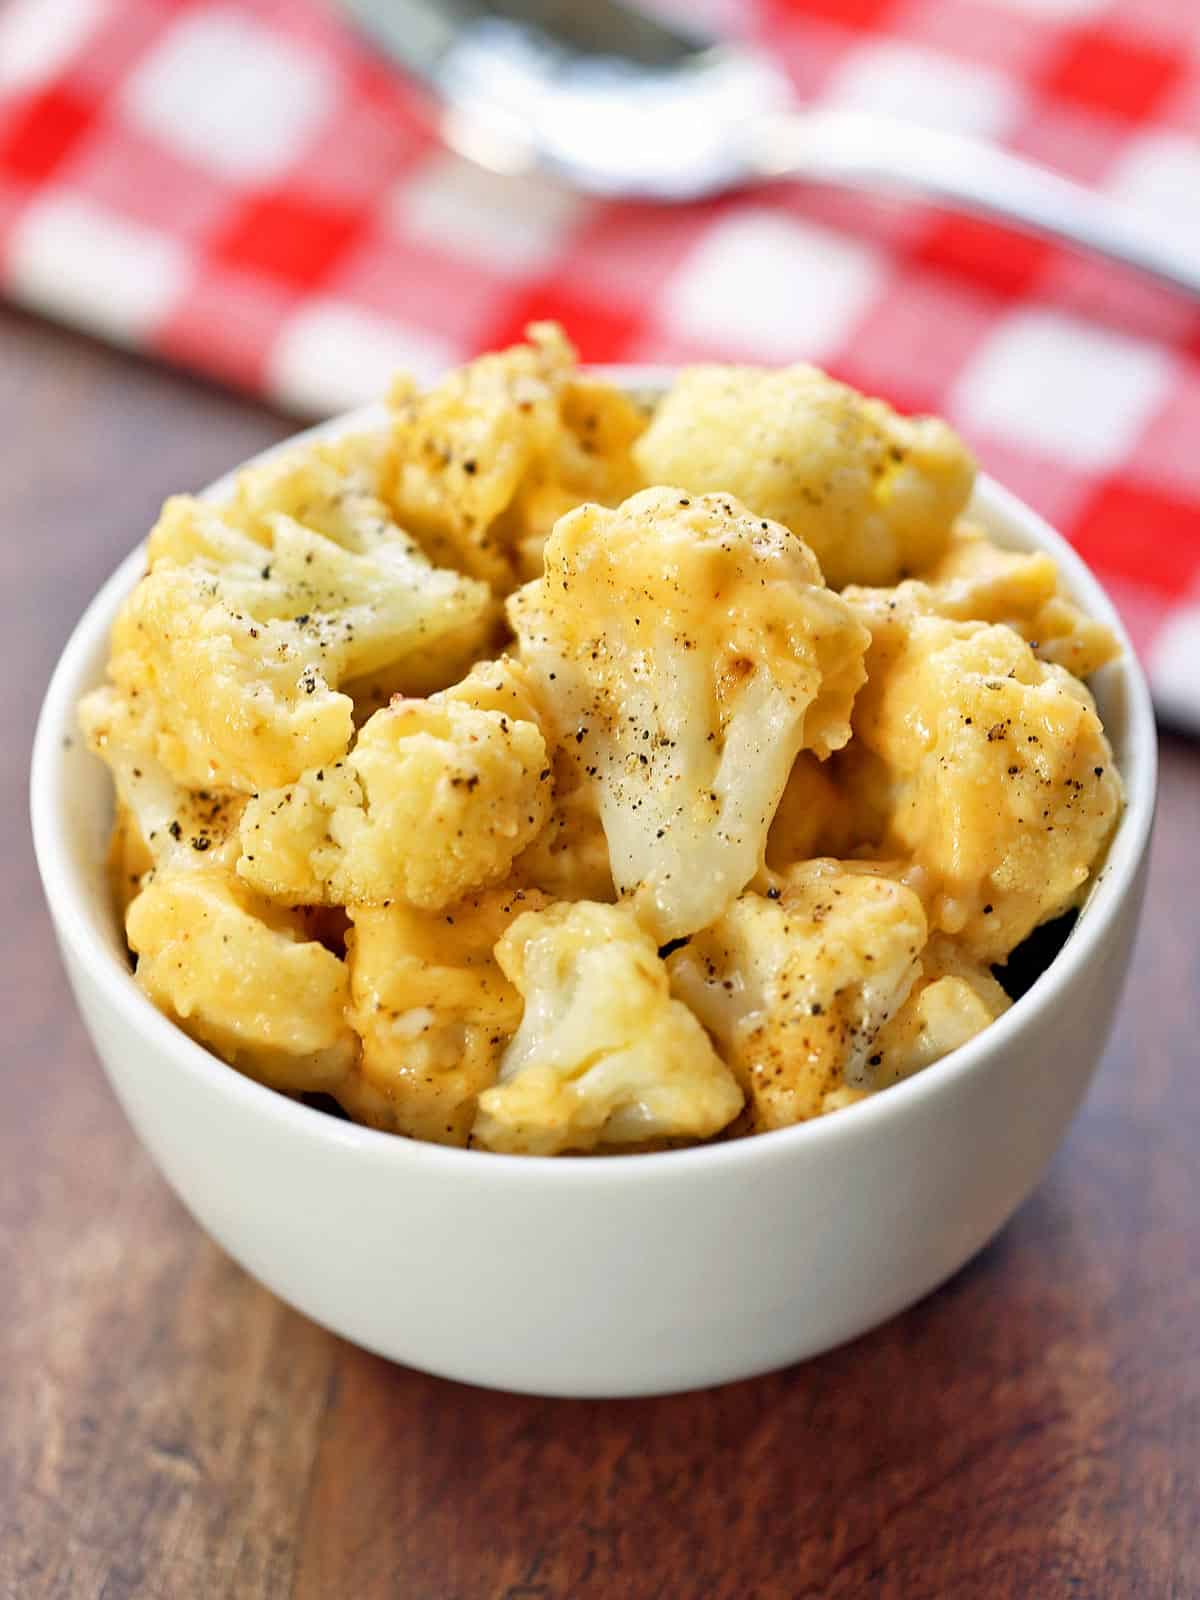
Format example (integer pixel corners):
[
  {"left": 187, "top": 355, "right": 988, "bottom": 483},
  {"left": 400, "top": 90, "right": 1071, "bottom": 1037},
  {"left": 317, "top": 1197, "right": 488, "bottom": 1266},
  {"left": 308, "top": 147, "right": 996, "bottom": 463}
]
[
  {"left": 211, "top": 191, "right": 369, "bottom": 291},
  {"left": 555, "top": 198, "right": 732, "bottom": 314},
  {"left": 833, "top": 266, "right": 999, "bottom": 416},
  {"left": 885, "top": 0, "right": 1058, "bottom": 78},
  {"left": 152, "top": 266, "right": 301, "bottom": 396},
  {"left": 1071, "top": 478, "right": 1200, "bottom": 601},
  {"left": 67, "top": 122, "right": 235, "bottom": 243},
  {"left": 330, "top": 230, "right": 507, "bottom": 346},
  {"left": 0, "top": 100, "right": 19, "bottom": 162},
  {"left": 763, "top": 0, "right": 901, "bottom": 33},
  {"left": 910, "top": 214, "right": 1053, "bottom": 301},
  {"left": 1041, "top": 25, "right": 1182, "bottom": 122},
  {"left": 0, "top": 85, "right": 97, "bottom": 184},
  {"left": 478, "top": 281, "right": 646, "bottom": 365}
]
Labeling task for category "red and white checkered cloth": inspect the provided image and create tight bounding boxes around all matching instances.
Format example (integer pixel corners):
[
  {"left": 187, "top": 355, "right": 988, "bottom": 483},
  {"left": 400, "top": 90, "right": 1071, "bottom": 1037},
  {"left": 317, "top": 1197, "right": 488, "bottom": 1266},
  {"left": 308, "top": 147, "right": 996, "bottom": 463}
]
[{"left": 2, "top": 0, "right": 1199, "bottom": 727}]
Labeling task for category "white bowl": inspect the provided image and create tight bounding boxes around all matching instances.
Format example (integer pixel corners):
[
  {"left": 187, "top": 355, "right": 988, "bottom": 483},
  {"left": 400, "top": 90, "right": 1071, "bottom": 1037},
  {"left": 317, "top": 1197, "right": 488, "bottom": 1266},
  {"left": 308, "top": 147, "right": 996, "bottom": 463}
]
[{"left": 31, "top": 383, "right": 1157, "bottom": 1398}]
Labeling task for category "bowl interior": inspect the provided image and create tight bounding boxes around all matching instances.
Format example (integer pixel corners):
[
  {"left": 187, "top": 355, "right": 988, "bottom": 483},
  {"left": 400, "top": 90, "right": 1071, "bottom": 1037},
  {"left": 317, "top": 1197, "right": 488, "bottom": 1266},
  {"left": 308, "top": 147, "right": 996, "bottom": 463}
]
[{"left": 31, "top": 383, "right": 1158, "bottom": 1167}]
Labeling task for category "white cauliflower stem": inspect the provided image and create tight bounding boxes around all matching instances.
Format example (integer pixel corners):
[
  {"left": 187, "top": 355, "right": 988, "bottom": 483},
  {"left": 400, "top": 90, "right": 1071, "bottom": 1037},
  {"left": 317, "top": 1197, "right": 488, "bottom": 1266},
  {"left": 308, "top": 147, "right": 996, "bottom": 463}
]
[
  {"left": 509, "top": 488, "right": 870, "bottom": 942},
  {"left": 472, "top": 901, "right": 744, "bottom": 1154},
  {"left": 237, "top": 659, "right": 552, "bottom": 911}
]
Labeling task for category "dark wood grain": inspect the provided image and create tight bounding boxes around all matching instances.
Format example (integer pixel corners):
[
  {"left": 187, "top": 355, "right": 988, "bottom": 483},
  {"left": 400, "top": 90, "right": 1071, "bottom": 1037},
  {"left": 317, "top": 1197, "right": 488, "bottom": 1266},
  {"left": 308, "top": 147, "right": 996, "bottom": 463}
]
[{"left": 3, "top": 305, "right": 1197, "bottom": 1600}]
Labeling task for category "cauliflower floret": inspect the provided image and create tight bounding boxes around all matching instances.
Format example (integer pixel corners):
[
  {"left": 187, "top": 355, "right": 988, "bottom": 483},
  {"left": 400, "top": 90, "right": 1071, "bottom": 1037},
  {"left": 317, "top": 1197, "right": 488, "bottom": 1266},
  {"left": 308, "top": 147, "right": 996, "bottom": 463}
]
[
  {"left": 384, "top": 323, "right": 646, "bottom": 592},
  {"left": 509, "top": 487, "right": 870, "bottom": 942},
  {"left": 634, "top": 364, "right": 974, "bottom": 588},
  {"left": 200, "top": 446, "right": 502, "bottom": 701},
  {"left": 110, "top": 565, "right": 355, "bottom": 794},
  {"left": 668, "top": 861, "right": 928, "bottom": 1131},
  {"left": 384, "top": 323, "right": 571, "bottom": 588},
  {"left": 117, "top": 456, "right": 496, "bottom": 793},
  {"left": 79, "top": 684, "right": 243, "bottom": 872},
  {"left": 144, "top": 482, "right": 495, "bottom": 729},
  {"left": 127, "top": 867, "right": 357, "bottom": 1095},
  {"left": 852, "top": 613, "right": 1122, "bottom": 961},
  {"left": 510, "top": 752, "right": 616, "bottom": 903},
  {"left": 237, "top": 659, "right": 552, "bottom": 910},
  {"left": 762, "top": 752, "right": 862, "bottom": 874},
  {"left": 436, "top": 654, "right": 546, "bottom": 724},
  {"left": 503, "top": 373, "right": 649, "bottom": 580},
  {"left": 219, "top": 430, "right": 393, "bottom": 541},
  {"left": 845, "top": 522, "right": 1120, "bottom": 679},
  {"left": 80, "top": 686, "right": 353, "bottom": 1093},
  {"left": 107, "top": 803, "right": 155, "bottom": 919},
  {"left": 235, "top": 759, "right": 358, "bottom": 904},
  {"left": 472, "top": 901, "right": 744, "bottom": 1155},
  {"left": 865, "top": 937, "right": 1011, "bottom": 1089},
  {"left": 342, "top": 887, "right": 547, "bottom": 1145},
  {"left": 921, "top": 522, "right": 1120, "bottom": 676}
]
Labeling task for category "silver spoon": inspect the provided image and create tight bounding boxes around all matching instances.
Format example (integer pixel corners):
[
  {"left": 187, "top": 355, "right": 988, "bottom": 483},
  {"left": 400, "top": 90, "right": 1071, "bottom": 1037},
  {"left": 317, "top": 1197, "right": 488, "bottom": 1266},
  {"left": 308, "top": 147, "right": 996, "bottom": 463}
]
[{"left": 338, "top": 0, "right": 1200, "bottom": 301}]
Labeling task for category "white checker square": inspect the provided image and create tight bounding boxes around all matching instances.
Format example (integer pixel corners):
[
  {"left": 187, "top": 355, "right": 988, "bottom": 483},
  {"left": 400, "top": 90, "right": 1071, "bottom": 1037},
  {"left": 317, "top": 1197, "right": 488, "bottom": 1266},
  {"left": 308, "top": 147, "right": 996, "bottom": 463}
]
[
  {"left": 823, "top": 40, "right": 1023, "bottom": 139},
  {"left": 1148, "top": 604, "right": 1200, "bottom": 730},
  {"left": 951, "top": 309, "right": 1174, "bottom": 472},
  {"left": 122, "top": 10, "right": 336, "bottom": 183},
  {"left": 393, "top": 151, "right": 582, "bottom": 274},
  {"left": 661, "top": 210, "right": 884, "bottom": 364},
  {"left": 268, "top": 301, "right": 456, "bottom": 417},
  {"left": 1107, "top": 132, "right": 1200, "bottom": 252},
  {"left": 5, "top": 194, "right": 187, "bottom": 343},
  {"left": 0, "top": 0, "right": 101, "bottom": 92}
]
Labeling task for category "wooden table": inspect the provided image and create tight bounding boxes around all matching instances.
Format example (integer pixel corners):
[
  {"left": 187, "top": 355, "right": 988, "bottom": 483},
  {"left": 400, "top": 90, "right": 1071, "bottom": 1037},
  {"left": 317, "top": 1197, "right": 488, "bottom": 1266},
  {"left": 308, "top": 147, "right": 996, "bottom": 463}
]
[{"left": 3, "top": 304, "right": 1197, "bottom": 1599}]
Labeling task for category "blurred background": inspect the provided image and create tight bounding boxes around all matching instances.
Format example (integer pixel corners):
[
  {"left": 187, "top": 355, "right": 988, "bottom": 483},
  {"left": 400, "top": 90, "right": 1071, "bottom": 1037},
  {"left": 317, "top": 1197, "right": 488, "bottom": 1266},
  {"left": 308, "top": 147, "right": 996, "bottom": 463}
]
[{"left": 0, "top": 0, "right": 1198, "bottom": 724}]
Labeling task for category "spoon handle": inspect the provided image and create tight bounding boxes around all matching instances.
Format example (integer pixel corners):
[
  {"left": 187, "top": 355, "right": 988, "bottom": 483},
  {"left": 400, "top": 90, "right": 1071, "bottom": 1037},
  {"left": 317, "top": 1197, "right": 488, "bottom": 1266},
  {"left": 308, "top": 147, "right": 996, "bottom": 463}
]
[{"left": 750, "top": 108, "right": 1200, "bottom": 301}]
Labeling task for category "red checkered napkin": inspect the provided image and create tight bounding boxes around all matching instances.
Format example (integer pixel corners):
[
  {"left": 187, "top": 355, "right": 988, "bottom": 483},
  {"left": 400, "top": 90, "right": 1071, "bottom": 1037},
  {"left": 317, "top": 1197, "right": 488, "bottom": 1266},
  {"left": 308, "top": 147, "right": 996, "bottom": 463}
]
[{"left": 1, "top": 0, "right": 1199, "bottom": 727}]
